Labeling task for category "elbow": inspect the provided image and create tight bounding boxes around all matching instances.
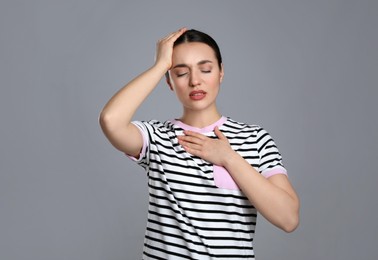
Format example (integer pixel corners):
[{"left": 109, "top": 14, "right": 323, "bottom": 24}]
[
  {"left": 99, "top": 110, "right": 109, "bottom": 129},
  {"left": 281, "top": 194, "right": 300, "bottom": 233},
  {"left": 274, "top": 201, "right": 300, "bottom": 233},
  {"left": 281, "top": 215, "right": 299, "bottom": 233},
  {"left": 99, "top": 110, "right": 118, "bottom": 133},
  {"left": 99, "top": 110, "right": 109, "bottom": 132},
  {"left": 266, "top": 213, "right": 299, "bottom": 233},
  {"left": 280, "top": 207, "right": 300, "bottom": 233}
]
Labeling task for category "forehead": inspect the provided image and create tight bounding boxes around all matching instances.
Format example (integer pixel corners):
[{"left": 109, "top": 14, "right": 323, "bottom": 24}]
[{"left": 172, "top": 42, "right": 217, "bottom": 65}]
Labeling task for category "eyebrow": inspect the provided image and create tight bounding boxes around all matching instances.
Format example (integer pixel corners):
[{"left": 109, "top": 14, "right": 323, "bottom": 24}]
[{"left": 172, "top": 60, "right": 213, "bottom": 69}]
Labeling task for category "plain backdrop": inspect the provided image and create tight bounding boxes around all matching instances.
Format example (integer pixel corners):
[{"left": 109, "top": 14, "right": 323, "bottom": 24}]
[{"left": 1, "top": 0, "right": 377, "bottom": 259}]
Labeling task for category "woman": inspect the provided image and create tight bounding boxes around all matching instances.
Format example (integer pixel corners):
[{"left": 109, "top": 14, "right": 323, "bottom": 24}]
[{"left": 99, "top": 28, "right": 299, "bottom": 259}]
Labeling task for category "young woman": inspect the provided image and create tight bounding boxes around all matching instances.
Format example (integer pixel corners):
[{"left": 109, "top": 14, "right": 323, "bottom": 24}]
[{"left": 100, "top": 28, "right": 299, "bottom": 259}]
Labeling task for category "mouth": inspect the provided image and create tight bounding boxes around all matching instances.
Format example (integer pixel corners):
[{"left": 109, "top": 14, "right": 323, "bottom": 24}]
[{"left": 189, "top": 90, "right": 207, "bottom": 100}]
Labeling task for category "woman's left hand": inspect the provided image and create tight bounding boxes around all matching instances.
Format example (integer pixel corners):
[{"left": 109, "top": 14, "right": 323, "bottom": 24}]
[{"left": 177, "top": 127, "right": 234, "bottom": 166}]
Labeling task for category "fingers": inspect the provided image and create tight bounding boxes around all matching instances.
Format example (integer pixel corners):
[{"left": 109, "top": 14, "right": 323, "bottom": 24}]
[
  {"left": 179, "top": 143, "right": 200, "bottom": 158},
  {"left": 179, "top": 129, "right": 227, "bottom": 143},
  {"left": 177, "top": 136, "right": 201, "bottom": 157},
  {"left": 177, "top": 133, "right": 203, "bottom": 147},
  {"left": 214, "top": 126, "right": 227, "bottom": 140},
  {"left": 169, "top": 27, "right": 187, "bottom": 39},
  {"left": 171, "top": 27, "right": 187, "bottom": 38},
  {"left": 178, "top": 139, "right": 202, "bottom": 151},
  {"left": 155, "top": 27, "right": 187, "bottom": 69},
  {"left": 160, "top": 27, "right": 187, "bottom": 44},
  {"left": 182, "top": 130, "right": 206, "bottom": 140},
  {"left": 177, "top": 131, "right": 204, "bottom": 150},
  {"left": 177, "top": 128, "right": 231, "bottom": 165}
]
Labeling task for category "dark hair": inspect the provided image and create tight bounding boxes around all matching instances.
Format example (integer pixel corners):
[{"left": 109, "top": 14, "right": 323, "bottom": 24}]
[
  {"left": 174, "top": 29, "right": 222, "bottom": 68},
  {"left": 165, "top": 29, "right": 222, "bottom": 79}
]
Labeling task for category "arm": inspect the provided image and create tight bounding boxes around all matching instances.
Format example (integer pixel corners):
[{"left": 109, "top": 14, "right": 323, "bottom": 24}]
[
  {"left": 221, "top": 150, "right": 299, "bottom": 233},
  {"left": 99, "top": 28, "right": 187, "bottom": 156},
  {"left": 177, "top": 127, "right": 300, "bottom": 232}
]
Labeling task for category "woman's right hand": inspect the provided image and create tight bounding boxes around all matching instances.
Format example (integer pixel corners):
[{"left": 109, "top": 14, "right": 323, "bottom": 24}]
[{"left": 154, "top": 27, "right": 187, "bottom": 71}]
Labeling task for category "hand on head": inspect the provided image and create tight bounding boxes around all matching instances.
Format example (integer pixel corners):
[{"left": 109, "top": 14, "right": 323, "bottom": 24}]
[{"left": 155, "top": 27, "right": 187, "bottom": 71}]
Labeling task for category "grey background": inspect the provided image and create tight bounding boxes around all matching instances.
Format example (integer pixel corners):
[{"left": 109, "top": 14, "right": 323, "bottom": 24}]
[{"left": 1, "top": 0, "right": 377, "bottom": 259}]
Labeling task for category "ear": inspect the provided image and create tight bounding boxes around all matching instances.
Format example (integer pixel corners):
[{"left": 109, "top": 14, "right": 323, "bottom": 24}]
[
  {"left": 165, "top": 71, "right": 174, "bottom": 91},
  {"left": 219, "top": 63, "right": 224, "bottom": 83}
]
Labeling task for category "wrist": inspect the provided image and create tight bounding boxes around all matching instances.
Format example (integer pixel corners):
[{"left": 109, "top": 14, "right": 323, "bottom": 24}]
[
  {"left": 153, "top": 60, "right": 171, "bottom": 74},
  {"left": 222, "top": 150, "right": 240, "bottom": 168}
]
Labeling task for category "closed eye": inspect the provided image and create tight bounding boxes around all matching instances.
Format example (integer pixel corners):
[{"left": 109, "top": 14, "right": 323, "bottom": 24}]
[{"left": 176, "top": 72, "right": 188, "bottom": 77}]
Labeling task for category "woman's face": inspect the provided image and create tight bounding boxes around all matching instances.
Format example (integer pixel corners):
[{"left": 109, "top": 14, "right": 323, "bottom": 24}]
[{"left": 168, "top": 42, "right": 224, "bottom": 113}]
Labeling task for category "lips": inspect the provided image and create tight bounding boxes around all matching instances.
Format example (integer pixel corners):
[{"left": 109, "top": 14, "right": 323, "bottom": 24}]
[{"left": 189, "top": 90, "right": 207, "bottom": 100}]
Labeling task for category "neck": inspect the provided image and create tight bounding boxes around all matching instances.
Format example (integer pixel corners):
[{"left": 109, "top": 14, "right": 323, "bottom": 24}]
[{"left": 179, "top": 107, "right": 222, "bottom": 128}]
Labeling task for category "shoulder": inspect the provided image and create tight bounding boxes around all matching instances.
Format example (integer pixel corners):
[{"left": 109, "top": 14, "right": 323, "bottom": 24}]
[
  {"left": 134, "top": 119, "right": 173, "bottom": 128},
  {"left": 223, "top": 117, "right": 263, "bottom": 137},
  {"left": 133, "top": 119, "right": 176, "bottom": 136}
]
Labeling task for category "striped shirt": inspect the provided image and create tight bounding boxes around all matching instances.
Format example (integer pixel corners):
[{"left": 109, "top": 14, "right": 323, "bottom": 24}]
[{"left": 129, "top": 116, "right": 287, "bottom": 259}]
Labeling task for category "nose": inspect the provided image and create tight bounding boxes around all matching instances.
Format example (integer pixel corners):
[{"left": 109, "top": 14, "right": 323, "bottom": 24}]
[{"left": 189, "top": 70, "right": 201, "bottom": 87}]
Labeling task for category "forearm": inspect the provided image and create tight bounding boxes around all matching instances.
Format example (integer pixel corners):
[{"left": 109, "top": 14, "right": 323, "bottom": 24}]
[
  {"left": 100, "top": 63, "right": 167, "bottom": 129},
  {"left": 223, "top": 151, "right": 299, "bottom": 232}
]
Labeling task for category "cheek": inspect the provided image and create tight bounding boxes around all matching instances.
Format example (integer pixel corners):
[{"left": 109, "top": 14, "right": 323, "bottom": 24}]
[
  {"left": 207, "top": 76, "right": 221, "bottom": 89},
  {"left": 172, "top": 80, "right": 190, "bottom": 94},
  {"left": 170, "top": 81, "right": 188, "bottom": 98}
]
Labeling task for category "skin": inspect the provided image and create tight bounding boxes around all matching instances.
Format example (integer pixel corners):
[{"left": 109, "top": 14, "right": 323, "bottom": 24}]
[
  {"left": 99, "top": 28, "right": 300, "bottom": 232},
  {"left": 167, "top": 41, "right": 224, "bottom": 127}
]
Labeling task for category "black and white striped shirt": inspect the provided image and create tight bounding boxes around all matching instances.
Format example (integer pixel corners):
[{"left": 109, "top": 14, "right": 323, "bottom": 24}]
[{"left": 129, "top": 116, "right": 287, "bottom": 259}]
